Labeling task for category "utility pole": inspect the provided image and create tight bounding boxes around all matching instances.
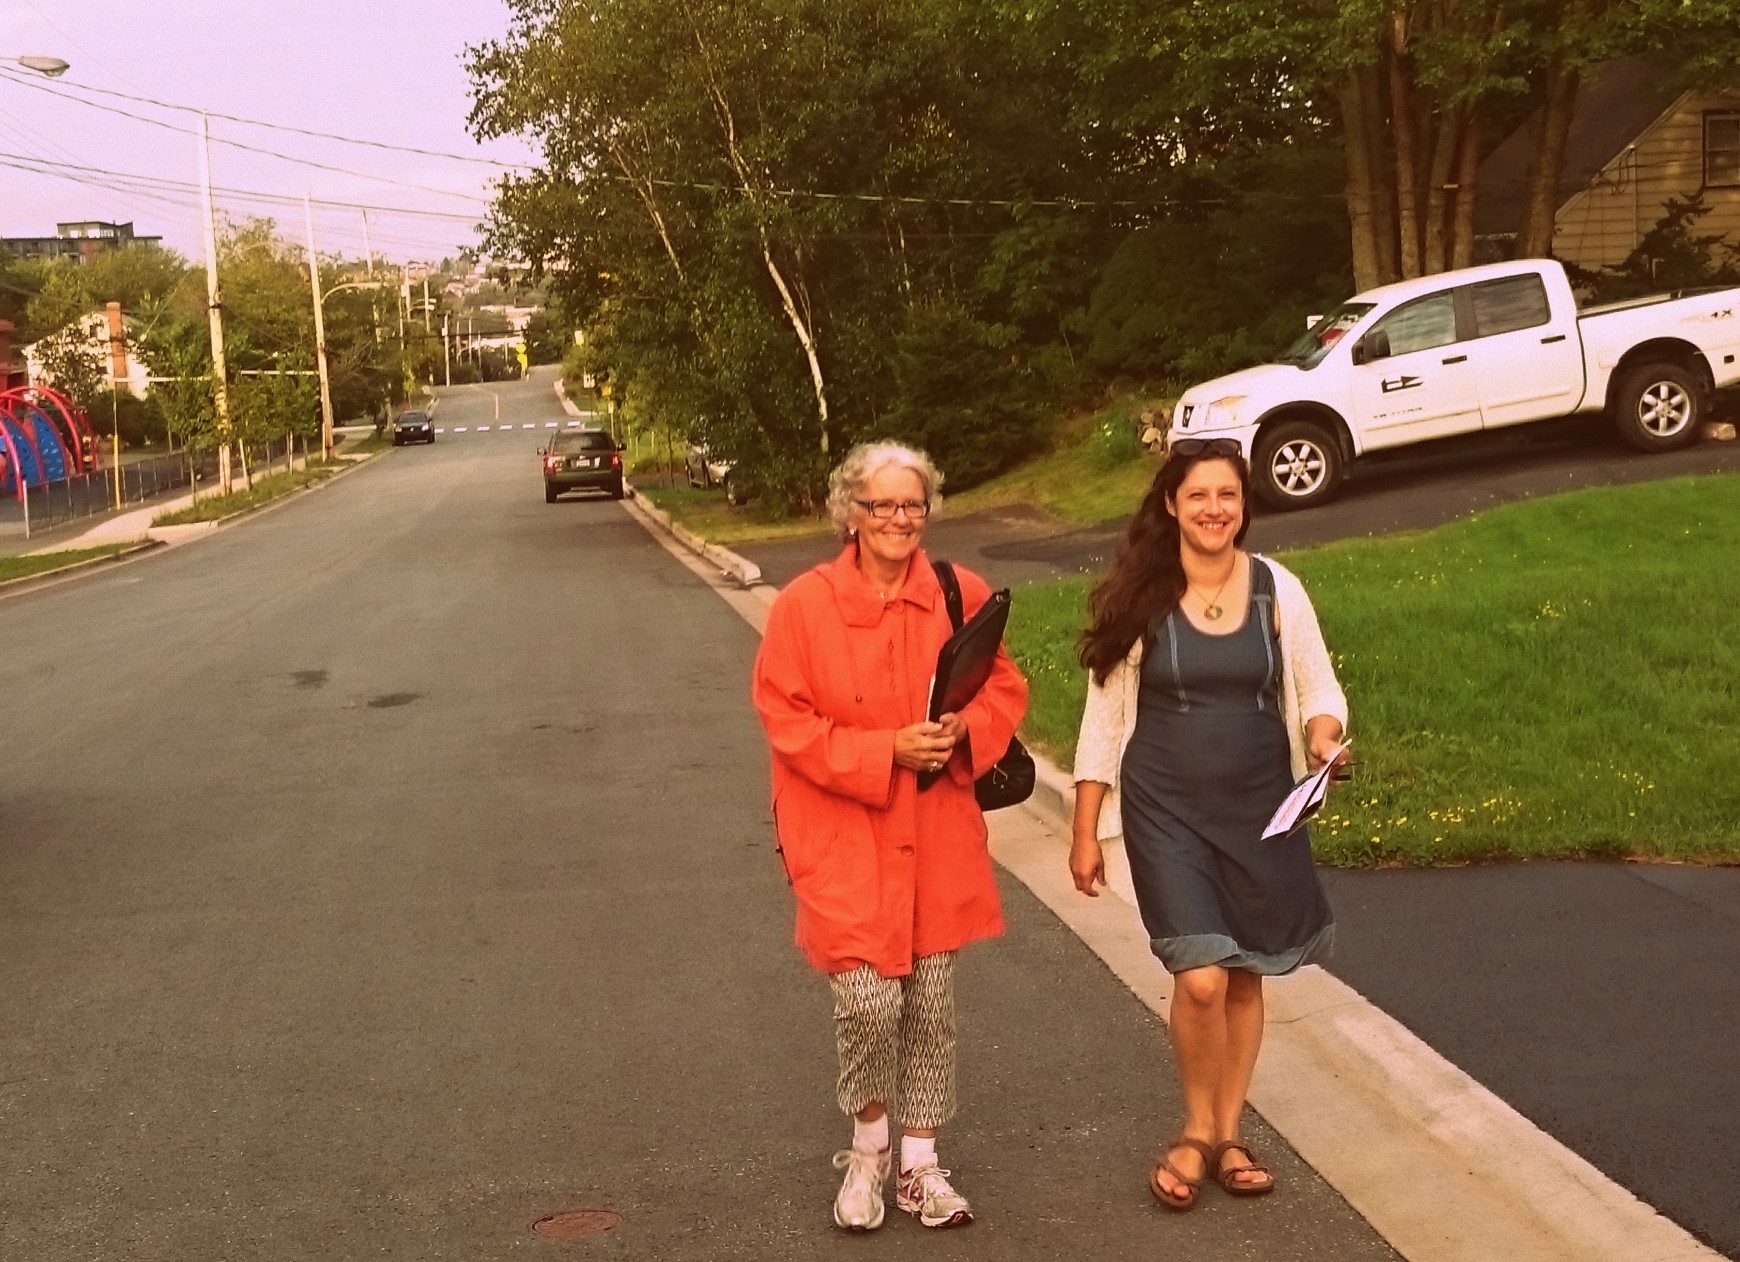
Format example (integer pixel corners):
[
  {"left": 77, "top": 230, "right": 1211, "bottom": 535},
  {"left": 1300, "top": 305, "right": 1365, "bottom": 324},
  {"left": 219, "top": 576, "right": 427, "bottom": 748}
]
[
  {"left": 303, "top": 192, "right": 337, "bottom": 462},
  {"left": 442, "top": 313, "right": 451, "bottom": 387},
  {"left": 197, "top": 113, "right": 234, "bottom": 495}
]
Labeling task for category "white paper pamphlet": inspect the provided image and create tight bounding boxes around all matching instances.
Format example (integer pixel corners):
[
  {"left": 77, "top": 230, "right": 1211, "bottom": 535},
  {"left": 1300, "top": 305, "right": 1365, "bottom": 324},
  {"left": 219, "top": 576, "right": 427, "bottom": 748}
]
[{"left": 1261, "top": 740, "right": 1351, "bottom": 841}]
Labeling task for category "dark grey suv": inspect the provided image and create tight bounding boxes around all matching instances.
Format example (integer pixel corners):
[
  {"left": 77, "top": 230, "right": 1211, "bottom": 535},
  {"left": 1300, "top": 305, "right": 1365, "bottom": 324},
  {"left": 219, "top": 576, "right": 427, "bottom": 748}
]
[{"left": 542, "top": 429, "right": 624, "bottom": 502}]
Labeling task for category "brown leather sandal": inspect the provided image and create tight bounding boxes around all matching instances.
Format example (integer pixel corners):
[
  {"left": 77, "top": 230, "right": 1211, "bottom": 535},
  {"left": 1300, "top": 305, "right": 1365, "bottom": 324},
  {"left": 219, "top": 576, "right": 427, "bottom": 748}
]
[
  {"left": 1213, "top": 1140, "right": 1275, "bottom": 1197},
  {"left": 1150, "top": 1136, "right": 1214, "bottom": 1212}
]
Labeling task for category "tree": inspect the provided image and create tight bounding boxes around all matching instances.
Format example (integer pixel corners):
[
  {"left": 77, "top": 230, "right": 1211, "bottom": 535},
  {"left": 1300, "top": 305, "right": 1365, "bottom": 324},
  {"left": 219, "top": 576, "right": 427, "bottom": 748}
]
[
  {"left": 470, "top": 0, "right": 1131, "bottom": 503},
  {"left": 32, "top": 321, "right": 107, "bottom": 409}
]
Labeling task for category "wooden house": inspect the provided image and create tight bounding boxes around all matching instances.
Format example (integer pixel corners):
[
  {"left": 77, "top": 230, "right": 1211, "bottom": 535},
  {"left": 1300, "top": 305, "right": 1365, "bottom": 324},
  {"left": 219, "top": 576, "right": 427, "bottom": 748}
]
[{"left": 1479, "top": 56, "right": 1740, "bottom": 273}]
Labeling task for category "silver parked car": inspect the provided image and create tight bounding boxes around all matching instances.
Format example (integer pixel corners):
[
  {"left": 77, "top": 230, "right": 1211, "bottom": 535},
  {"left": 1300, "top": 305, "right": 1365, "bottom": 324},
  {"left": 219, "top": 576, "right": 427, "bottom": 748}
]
[{"left": 684, "top": 443, "right": 747, "bottom": 504}]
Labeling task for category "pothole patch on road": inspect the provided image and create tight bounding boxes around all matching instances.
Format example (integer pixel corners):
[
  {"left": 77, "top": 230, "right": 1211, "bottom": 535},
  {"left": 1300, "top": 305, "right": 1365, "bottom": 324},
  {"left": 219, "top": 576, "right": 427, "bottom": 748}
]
[
  {"left": 291, "top": 669, "right": 329, "bottom": 689},
  {"left": 367, "top": 691, "right": 422, "bottom": 709},
  {"left": 530, "top": 1209, "right": 624, "bottom": 1240}
]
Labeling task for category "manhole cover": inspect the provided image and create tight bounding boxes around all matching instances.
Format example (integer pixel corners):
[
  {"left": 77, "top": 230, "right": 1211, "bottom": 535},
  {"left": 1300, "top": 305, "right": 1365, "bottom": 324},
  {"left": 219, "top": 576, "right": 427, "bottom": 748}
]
[{"left": 531, "top": 1210, "right": 624, "bottom": 1240}]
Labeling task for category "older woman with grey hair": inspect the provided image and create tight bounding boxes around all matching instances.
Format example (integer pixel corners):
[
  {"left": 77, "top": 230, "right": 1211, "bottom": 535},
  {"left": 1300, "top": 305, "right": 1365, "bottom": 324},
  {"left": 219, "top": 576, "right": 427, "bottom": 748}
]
[{"left": 752, "top": 441, "right": 1028, "bottom": 1232}]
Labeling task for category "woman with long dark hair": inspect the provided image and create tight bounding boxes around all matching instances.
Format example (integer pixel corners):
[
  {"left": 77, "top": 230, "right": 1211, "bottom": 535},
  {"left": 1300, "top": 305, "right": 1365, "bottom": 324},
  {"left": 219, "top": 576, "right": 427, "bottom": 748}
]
[{"left": 1069, "top": 439, "right": 1348, "bottom": 1212}]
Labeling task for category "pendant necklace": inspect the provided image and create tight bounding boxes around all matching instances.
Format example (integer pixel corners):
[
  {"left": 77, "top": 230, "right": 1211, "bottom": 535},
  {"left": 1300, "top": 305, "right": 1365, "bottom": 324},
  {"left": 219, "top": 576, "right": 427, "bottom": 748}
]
[{"left": 1189, "top": 561, "right": 1237, "bottom": 621}]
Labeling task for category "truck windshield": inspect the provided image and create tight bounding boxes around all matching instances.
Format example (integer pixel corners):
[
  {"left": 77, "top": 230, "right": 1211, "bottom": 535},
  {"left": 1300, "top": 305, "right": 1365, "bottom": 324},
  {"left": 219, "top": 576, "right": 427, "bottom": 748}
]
[{"left": 1278, "top": 303, "right": 1375, "bottom": 368}]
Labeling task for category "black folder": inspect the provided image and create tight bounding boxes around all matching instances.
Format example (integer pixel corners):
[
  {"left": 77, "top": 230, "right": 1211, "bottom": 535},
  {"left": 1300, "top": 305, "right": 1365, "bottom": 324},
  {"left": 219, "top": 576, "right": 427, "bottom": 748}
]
[{"left": 917, "top": 588, "right": 1011, "bottom": 789}]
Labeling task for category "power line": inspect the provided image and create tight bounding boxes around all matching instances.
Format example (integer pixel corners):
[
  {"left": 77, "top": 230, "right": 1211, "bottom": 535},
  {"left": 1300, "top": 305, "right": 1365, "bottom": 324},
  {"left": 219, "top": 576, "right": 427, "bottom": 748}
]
[
  {"left": 0, "top": 67, "right": 498, "bottom": 204},
  {"left": 0, "top": 65, "right": 532, "bottom": 169},
  {"left": 0, "top": 152, "right": 487, "bottom": 222}
]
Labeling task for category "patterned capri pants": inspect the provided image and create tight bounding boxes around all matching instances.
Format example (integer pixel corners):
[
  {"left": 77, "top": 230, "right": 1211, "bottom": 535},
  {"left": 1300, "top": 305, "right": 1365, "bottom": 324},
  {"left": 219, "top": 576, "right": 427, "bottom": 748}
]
[{"left": 828, "top": 952, "right": 956, "bottom": 1129}]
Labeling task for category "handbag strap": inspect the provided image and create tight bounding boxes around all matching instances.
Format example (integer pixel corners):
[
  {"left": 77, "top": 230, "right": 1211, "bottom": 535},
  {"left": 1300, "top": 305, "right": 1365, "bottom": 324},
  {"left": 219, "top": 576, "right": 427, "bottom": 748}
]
[{"left": 930, "top": 558, "right": 965, "bottom": 631}]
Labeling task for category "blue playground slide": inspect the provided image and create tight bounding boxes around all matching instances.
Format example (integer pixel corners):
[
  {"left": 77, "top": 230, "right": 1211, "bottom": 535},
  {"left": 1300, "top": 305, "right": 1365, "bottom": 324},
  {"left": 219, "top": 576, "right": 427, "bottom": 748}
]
[
  {"left": 0, "top": 408, "right": 72, "bottom": 490},
  {"left": 24, "top": 408, "right": 70, "bottom": 481}
]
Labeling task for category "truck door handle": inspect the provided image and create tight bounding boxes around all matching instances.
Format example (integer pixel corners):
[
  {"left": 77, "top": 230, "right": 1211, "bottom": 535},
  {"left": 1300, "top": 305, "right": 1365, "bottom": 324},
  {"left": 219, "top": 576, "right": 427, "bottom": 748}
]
[
  {"left": 1541, "top": 334, "right": 1567, "bottom": 344},
  {"left": 1442, "top": 354, "right": 1468, "bottom": 364}
]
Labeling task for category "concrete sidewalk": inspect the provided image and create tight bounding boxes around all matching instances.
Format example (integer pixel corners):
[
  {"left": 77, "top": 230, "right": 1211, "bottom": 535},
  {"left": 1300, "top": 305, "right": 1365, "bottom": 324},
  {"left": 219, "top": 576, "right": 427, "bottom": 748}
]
[{"left": 617, "top": 488, "right": 1723, "bottom": 1262}]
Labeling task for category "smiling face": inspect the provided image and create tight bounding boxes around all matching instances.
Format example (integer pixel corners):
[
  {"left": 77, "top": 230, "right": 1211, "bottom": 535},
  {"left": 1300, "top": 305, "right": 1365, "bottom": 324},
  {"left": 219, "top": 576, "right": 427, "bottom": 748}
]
[
  {"left": 1165, "top": 457, "right": 1245, "bottom": 557},
  {"left": 850, "top": 463, "right": 930, "bottom": 570}
]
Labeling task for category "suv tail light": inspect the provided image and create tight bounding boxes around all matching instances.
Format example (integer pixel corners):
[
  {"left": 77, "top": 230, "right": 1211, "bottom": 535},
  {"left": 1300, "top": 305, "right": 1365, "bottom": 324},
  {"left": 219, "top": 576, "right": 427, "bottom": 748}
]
[
  {"left": 544, "top": 455, "right": 561, "bottom": 470},
  {"left": 610, "top": 451, "right": 623, "bottom": 470}
]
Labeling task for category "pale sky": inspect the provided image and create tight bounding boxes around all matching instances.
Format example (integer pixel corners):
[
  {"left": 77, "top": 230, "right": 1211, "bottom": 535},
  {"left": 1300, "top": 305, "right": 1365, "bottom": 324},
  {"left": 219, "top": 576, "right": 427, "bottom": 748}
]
[{"left": 0, "top": 1, "right": 538, "bottom": 265}]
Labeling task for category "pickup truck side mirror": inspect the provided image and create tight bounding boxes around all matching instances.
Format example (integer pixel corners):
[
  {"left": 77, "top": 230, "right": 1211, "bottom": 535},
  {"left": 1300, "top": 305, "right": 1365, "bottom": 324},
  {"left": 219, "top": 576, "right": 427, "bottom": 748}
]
[{"left": 1354, "top": 331, "right": 1391, "bottom": 365}]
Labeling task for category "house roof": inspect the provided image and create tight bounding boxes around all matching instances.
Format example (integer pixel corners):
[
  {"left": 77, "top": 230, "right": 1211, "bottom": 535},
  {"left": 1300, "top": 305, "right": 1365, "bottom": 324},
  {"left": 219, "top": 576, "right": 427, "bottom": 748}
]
[{"left": 1477, "top": 55, "right": 1684, "bottom": 239}]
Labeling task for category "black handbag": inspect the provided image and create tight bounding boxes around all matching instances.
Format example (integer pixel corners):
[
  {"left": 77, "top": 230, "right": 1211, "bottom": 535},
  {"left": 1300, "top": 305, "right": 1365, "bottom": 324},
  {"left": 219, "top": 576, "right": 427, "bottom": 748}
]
[{"left": 931, "top": 560, "right": 1036, "bottom": 812}]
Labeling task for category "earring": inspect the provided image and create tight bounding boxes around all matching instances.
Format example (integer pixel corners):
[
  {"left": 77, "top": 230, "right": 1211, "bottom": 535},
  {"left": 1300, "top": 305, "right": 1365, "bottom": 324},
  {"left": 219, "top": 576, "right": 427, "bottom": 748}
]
[{"left": 848, "top": 527, "right": 858, "bottom": 539}]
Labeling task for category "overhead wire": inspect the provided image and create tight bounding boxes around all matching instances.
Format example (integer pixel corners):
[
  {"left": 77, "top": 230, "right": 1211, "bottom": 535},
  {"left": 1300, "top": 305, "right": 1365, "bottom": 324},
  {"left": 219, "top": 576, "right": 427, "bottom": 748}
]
[
  {"left": 0, "top": 63, "right": 1319, "bottom": 214},
  {"left": 0, "top": 152, "right": 486, "bottom": 222},
  {"left": 0, "top": 67, "right": 499, "bottom": 204}
]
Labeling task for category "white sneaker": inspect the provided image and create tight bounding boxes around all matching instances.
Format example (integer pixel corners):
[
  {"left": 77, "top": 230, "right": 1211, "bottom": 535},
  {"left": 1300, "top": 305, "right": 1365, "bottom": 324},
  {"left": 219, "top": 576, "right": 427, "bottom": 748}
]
[
  {"left": 831, "top": 1145, "right": 889, "bottom": 1231},
  {"left": 896, "top": 1162, "right": 974, "bottom": 1228}
]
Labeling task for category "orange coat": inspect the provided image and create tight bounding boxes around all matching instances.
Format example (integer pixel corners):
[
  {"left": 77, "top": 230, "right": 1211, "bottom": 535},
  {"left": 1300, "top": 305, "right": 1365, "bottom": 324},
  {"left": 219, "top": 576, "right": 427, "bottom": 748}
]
[{"left": 751, "top": 545, "right": 1029, "bottom": 977}]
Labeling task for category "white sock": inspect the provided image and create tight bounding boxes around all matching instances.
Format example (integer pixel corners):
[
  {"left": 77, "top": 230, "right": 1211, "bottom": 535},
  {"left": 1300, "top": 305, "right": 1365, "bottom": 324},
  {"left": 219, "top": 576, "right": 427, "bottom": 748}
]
[
  {"left": 853, "top": 1114, "right": 889, "bottom": 1153},
  {"left": 900, "top": 1135, "right": 936, "bottom": 1172}
]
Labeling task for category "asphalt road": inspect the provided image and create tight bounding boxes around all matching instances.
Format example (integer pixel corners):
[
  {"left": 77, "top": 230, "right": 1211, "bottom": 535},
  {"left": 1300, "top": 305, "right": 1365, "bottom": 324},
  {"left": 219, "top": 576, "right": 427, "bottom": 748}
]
[{"left": 0, "top": 371, "right": 1397, "bottom": 1260}]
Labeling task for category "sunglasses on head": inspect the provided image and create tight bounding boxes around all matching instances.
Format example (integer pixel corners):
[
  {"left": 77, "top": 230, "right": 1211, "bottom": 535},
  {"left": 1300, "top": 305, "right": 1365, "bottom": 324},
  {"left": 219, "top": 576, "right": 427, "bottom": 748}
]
[{"left": 1168, "top": 437, "right": 1243, "bottom": 459}]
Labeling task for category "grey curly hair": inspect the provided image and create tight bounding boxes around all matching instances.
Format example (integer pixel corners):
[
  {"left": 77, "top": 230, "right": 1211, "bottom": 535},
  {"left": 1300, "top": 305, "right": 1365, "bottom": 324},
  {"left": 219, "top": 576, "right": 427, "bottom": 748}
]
[{"left": 826, "top": 441, "right": 945, "bottom": 540}]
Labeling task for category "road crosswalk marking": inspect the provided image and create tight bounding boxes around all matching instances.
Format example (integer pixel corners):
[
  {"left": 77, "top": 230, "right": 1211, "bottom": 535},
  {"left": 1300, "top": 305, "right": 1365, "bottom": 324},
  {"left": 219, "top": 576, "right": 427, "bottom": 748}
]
[{"left": 421, "top": 421, "right": 586, "bottom": 436}]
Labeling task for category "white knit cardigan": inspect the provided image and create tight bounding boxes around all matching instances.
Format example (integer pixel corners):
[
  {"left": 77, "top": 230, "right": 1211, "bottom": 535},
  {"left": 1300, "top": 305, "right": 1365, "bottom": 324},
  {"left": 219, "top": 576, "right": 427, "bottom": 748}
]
[{"left": 1072, "top": 554, "right": 1349, "bottom": 842}]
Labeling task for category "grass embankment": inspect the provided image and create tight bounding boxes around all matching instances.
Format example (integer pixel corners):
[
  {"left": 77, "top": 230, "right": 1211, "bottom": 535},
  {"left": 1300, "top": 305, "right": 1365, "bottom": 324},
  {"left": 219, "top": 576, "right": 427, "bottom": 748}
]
[
  {"left": 635, "top": 394, "right": 1175, "bottom": 543},
  {"left": 632, "top": 482, "right": 835, "bottom": 546},
  {"left": 1005, "top": 473, "right": 1740, "bottom": 866},
  {"left": 948, "top": 400, "right": 1169, "bottom": 524},
  {"left": 152, "top": 464, "right": 341, "bottom": 526},
  {"left": 0, "top": 544, "right": 134, "bottom": 584}
]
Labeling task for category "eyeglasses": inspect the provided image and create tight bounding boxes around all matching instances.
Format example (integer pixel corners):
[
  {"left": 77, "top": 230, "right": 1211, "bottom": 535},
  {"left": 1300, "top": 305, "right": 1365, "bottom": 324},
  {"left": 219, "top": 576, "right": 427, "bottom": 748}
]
[
  {"left": 1168, "top": 437, "right": 1243, "bottom": 459},
  {"left": 854, "top": 498, "right": 932, "bottom": 520}
]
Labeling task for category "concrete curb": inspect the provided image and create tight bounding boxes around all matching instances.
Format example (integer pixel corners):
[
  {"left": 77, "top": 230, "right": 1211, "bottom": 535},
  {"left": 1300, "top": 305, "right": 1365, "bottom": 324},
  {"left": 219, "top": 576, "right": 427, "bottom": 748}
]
[
  {"left": 0, "top": 539, "right": 164, "bottom": 599},
  {"left": 618, "top": 497, "right": 1721, "bottom": 1262},
  {"left": 623, "top": 483, "right": 764, "bottom": 588},
  {"left": 553, "top": 377, "right": 584, "bottom": 418}
]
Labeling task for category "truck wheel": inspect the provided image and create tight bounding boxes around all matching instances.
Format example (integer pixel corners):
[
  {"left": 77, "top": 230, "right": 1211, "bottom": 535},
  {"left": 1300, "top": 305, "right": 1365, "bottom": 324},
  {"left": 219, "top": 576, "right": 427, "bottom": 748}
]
[
  {"left": 1611, "top": 362, "right": 1703, "bottom": 451},
  {"left": 545, "top": 484, "right": 559, "bottom": 504},
  {"left": 1254, "top": 421, "right": 1343, "bottom": 511}
]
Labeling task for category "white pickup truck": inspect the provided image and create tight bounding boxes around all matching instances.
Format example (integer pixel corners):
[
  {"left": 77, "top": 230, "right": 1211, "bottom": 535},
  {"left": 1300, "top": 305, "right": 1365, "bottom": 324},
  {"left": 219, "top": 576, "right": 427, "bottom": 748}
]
[{"left": 1170, "top": 259, "right": 1740, "bottom": 509}]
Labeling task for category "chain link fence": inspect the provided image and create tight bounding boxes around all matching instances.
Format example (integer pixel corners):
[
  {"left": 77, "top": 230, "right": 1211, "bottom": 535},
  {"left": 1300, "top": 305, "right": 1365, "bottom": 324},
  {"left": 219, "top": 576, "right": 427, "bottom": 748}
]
[{"left": 0, "top": 437, "right": 301, "bottom": 544}]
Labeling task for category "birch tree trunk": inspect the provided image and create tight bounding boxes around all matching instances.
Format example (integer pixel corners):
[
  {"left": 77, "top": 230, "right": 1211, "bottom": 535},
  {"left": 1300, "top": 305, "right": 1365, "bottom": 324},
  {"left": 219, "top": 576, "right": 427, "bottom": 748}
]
[{"left": 684, "top": 4, "right": 831, "bottom": 455}]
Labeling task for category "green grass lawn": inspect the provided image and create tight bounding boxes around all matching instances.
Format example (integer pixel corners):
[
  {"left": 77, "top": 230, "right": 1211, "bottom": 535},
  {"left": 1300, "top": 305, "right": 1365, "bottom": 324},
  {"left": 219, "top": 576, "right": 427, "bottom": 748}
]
[
  {"left": 0, "top": 544, "right": 134, "bottom": 584},
  {"left": 153, "top": 464, "right": 341, "bottom": 526},
  {"left": 632, "top": 482, "right": 834, "bottom": 546},
  {"left": 1005, "top": 472, "right": 1740, "bottom": 866}
]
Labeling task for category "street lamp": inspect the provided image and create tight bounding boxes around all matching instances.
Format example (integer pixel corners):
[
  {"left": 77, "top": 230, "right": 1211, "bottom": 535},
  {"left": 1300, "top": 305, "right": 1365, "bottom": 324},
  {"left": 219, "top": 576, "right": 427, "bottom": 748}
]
[{"left": 5, "top": 56, "right": 70, "bottom": 77}]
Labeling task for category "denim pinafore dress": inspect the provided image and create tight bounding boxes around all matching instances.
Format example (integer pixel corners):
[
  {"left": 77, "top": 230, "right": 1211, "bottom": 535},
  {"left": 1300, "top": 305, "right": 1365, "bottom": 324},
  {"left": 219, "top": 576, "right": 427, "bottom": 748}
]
[{"left": 1118, "top": 560, "right": 1335, "bottom": 975}]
